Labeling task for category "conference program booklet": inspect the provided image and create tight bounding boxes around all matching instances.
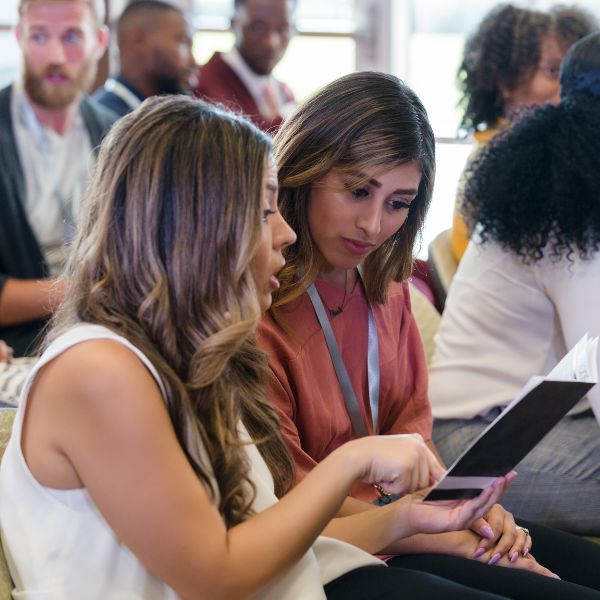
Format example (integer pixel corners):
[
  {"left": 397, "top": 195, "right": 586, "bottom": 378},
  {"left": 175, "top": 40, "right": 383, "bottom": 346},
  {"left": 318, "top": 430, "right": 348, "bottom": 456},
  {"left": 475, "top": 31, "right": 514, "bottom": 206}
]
[{"left": 425, "top": 334, "right": 598, "bottom": 501}]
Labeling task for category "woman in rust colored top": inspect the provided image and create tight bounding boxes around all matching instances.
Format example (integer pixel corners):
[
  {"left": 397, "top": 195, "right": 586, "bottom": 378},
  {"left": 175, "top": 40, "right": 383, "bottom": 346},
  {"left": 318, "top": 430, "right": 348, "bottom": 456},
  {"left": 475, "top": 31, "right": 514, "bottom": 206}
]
[{"left": 258, "top": 71, "right": 600, "bottom": 599}]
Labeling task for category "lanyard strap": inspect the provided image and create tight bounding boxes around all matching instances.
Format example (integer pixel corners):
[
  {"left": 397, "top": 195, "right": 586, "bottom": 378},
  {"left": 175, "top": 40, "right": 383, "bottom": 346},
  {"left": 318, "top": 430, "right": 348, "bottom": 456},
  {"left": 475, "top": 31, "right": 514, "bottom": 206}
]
[
  {"left": 307, "top": 277, "right": 380, "bottom": 437},
  {"left": 104, "top": 78, "right": 143, "bottom": 112}
]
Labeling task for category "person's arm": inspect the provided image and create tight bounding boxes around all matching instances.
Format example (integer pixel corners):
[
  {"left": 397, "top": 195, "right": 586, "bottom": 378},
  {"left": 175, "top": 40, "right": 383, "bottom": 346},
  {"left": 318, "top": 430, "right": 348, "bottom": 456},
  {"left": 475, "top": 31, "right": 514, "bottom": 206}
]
[
  {"left": 426, "top": 433, "right": 531, "bottom": 560},
  {"left": 426, "top": 433, "right": 528, "bottom": 557},
  {"left": 324, "top": 501, "right": 486, "bottom": 555},
  {"left": 26, "top": 339, "right": 454, "bottom": 600},
  {"left": 546, "top": 257, "right": 600, "bottom": 419},
  {"left": 0, "top": 277, "right": 64, "bottom": 326},
  {"left": 321, "top": 493, "right": 553, "bottom": 577}
]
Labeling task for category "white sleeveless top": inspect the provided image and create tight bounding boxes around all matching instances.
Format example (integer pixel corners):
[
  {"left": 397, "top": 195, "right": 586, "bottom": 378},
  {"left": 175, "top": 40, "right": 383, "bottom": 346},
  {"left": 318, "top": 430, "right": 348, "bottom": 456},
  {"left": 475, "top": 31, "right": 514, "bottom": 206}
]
[{"left": 0, "top": 324, "right": 381, "bottom": 599}]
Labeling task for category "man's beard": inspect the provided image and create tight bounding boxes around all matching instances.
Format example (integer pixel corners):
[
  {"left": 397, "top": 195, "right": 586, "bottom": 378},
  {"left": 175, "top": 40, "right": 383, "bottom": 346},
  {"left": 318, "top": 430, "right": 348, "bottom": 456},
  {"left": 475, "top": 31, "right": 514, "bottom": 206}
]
[
  {"left": 151, "top": 47, "right": 191, "bottom": 96},
  {"left": 154, "top": 74, "right": 187, "bottom": 95},
  {"left": 23, "top": 58, "right": 98, "bottom": 109}
]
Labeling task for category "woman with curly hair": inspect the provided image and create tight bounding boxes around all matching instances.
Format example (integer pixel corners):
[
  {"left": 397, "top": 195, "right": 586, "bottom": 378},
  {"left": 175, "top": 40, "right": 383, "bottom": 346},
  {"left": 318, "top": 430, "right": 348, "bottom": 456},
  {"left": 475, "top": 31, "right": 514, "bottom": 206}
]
[
  {"left": 431, "top": 32, "right": 600, "bottom": 535},
  {"left": 450, "top": 3, "right": 597, "bottom": 262}
]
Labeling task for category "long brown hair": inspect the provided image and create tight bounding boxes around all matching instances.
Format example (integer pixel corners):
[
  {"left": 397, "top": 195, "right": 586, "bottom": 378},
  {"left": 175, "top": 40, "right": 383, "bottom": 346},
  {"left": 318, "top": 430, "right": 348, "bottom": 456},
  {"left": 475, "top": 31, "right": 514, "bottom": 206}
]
[
  {"left": 49, "top": 96, "right": 293, "bottom": 526},
  {"left": 271, "top": 71, "right": 435, "bottom": 309}
]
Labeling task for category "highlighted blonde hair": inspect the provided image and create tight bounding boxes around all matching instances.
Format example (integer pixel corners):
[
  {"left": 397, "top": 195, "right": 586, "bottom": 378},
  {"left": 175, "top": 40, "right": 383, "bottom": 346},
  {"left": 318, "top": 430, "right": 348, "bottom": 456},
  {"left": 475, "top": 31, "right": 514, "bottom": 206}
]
[{"left": 50, "top": 96, "right": 294, "bottom": 526}]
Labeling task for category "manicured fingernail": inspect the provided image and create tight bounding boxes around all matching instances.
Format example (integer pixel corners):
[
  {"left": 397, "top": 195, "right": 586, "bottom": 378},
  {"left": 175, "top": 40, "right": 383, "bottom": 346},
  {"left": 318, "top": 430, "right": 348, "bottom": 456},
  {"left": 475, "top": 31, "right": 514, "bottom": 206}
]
[
  {"left": 488, "top": 553, "right": 501, "bottom": 565},
  {"left": 479, "top": 525, "right": 494, "bottom": 539},
  {"left": 472, "top": 548, "right": 485, "bottom": 559},
  {"left": 523, "top": 548, "right": 529, "bottom": 557},
  {"left": 550, "top": 573, "right": 561, "bottom": 580},
  {"left": 510, "top": 552, "right": 518, "bottom": 563}
]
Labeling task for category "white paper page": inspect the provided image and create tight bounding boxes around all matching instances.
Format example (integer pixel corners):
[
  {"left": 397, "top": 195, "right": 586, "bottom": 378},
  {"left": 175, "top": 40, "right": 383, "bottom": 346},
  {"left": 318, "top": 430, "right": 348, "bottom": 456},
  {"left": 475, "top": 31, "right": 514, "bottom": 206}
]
[
  {"left": 587, "top": 337, "right": 599, "bottom": 382},
  {"left": 547, "top": 334, "right": 598, "bottom": 383}
]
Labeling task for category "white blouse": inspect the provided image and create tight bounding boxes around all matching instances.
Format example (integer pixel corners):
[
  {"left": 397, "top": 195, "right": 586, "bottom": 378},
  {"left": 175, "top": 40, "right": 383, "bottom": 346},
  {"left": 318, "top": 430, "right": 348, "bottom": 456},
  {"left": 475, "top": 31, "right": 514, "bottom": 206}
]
[
  {"left": 429, "top": 238, "right": 600, "bottom": 421},
  {"left": 0, "top": 324, "right": 381, "bottom": 599}
]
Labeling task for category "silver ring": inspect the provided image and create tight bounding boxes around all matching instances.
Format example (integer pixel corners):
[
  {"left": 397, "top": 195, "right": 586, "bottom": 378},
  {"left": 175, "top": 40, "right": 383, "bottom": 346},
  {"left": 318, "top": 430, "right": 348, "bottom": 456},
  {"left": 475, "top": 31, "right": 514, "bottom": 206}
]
[{"left": 516, "top": 526, "right": 530, "bottom": 536}]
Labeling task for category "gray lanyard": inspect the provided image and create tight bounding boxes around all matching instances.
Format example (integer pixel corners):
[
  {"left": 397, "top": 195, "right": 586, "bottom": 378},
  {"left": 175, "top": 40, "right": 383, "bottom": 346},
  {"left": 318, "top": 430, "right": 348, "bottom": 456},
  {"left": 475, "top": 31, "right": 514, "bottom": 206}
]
[{"left": 307, "top": 274, "right": 380, "bottom": 437}]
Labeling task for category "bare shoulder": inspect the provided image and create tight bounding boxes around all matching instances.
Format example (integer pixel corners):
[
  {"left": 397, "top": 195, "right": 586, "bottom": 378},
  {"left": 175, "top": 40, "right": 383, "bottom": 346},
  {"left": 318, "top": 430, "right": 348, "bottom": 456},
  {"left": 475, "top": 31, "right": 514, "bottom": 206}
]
[
  {"left": 24, "top": 338, "right": 173, "bottom": 488},
  {"left": 32, "top": 337, "right": 173, "bottom": 448},
  {"left": 33, "top": 338, "right": 162, "bottom": 415}
]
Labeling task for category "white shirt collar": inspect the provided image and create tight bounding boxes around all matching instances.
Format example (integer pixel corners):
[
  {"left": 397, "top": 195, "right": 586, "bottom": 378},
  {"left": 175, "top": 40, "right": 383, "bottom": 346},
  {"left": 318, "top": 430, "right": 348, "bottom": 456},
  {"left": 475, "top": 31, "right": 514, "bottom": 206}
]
[
  {"left": 221, "top": 47, "right": 272, "bottom": 103},
  {"left": 222, "top": 47, "right": 289, "bottom": 121}
]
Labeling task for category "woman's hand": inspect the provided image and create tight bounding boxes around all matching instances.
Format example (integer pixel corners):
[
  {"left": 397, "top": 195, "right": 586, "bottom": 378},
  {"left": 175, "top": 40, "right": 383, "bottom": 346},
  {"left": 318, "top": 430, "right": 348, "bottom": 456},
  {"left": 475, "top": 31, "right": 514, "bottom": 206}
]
[
  {"left": 490, "top": 552, "right": 558, "bottom": 578},
  {"left": 348, "top": 434, "right": 446, "bottom": 495},
  {"left": 0, "top": 340, "right": 13, "bottom": 364},
  {"left": 449, "top": 529, "right": 558, "bottom": 578},
  {"left": 469, "top": 501, "right": 531, "bottom": 564},
  {"left": 399, "top": 473, "right": 513, "bottom": 537}
]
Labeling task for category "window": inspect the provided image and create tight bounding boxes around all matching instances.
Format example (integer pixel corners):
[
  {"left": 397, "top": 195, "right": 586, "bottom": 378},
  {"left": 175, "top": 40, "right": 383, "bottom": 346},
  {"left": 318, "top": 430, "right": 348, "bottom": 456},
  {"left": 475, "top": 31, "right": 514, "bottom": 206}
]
[
  {"left": 0, "top": 0, "right": 19, "bottom": 88},
  {"left": 0, "top": 0, "right": 17, "bottom": 23},
  {"left": 404, "top": 1, "right": 506, "bottom": 255}
]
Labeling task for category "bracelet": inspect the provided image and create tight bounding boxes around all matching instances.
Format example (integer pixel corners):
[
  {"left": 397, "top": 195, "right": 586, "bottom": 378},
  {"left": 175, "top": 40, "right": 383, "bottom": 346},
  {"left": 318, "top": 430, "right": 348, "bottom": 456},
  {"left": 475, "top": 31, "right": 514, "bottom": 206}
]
[{"left": 373, "top": 482, "right": 392, "bottom": 504}]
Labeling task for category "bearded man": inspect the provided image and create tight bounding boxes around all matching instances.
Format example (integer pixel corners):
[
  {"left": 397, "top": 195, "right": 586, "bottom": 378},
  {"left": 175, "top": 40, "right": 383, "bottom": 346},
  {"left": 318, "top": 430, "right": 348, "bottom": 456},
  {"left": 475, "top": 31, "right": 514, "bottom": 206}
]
[
  {"left": 0, "top": 0, "right": 117, "bottom": 357},
  {"left": 95, "top": 0, "right": 196, "bottom": 117}
]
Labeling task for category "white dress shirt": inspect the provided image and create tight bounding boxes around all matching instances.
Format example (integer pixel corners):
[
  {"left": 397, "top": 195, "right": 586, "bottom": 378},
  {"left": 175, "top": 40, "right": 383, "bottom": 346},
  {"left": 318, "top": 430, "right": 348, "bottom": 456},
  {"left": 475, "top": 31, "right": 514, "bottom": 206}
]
[{"left": 11, "top": 82, "right": 93, "bottom": 275}]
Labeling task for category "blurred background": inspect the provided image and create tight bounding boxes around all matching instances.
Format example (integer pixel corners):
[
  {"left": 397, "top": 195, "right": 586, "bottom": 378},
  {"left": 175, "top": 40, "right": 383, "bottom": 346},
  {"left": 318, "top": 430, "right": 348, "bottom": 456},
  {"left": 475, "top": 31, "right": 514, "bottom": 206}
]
[{"left": 2, "top": 0, "right": 599, "bottom": 255}]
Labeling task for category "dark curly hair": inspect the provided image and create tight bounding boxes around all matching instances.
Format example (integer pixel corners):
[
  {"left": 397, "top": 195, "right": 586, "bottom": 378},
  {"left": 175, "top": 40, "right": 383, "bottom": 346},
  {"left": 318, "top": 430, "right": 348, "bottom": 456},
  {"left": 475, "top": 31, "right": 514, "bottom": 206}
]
[
  {"left": 458, "top": 3, "right": 597, "bottom": 133},
  {"left": 461, "top": 90, "right": 600, "bottom": 263}
]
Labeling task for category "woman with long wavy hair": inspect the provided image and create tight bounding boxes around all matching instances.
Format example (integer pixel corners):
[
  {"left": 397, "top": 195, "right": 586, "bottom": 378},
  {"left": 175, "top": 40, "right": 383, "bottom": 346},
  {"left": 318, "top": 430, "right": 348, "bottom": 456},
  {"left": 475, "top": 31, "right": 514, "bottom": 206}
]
[
  {"left": 0, "top": 95, "right": 515, "bottom": 599},
  {"left": 259, "top": 70, "right": 600, "bottom": 599},
  {"left": 431, "top": 32, "right": 600, "bottom": 536}
]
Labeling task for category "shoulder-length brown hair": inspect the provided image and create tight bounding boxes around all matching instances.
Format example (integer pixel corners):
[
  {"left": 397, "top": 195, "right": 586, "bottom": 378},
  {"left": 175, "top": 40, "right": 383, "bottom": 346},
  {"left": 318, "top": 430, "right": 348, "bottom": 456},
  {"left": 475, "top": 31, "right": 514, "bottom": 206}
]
[
  {"left": 271, "top": 71, "right": 435, "bottom": 308},
  {"left": 49, "top": 96, "right": 293, "bottom": 526}
]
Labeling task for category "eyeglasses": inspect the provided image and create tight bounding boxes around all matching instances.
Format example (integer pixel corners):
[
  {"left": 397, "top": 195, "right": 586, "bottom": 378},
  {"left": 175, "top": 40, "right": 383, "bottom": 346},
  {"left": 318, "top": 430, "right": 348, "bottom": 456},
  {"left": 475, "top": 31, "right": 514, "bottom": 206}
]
[
  {"left": 247, "top": 22, "right": 293, "bottom": 39},
  {"left": 538, "top": 63, "right": 561, "bottom": 80}
]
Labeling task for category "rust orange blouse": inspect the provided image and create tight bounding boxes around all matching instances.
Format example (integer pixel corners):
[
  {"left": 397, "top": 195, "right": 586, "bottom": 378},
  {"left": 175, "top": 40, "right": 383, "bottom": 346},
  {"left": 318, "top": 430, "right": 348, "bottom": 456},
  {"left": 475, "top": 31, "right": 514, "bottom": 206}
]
[{"left": 258, "top": 279, "right": 432, "bottom": 503}]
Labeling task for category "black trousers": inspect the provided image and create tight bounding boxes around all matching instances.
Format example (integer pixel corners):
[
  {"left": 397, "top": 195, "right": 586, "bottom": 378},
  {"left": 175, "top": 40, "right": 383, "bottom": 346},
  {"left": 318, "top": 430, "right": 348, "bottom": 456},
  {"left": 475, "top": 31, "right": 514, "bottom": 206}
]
[
  {"left": 325, "top": 565, "right": 509, "bottom": 599},
  {"left": 325, "top": 520, "right": 600, "bottom": 599}
]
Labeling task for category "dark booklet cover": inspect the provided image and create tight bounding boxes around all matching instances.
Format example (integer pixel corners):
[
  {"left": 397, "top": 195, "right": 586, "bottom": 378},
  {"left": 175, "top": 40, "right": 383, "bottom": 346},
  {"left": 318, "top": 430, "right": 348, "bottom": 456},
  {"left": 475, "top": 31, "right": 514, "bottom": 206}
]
[{"left": 425, "top": 335, "right": 598, "bottom": 501}]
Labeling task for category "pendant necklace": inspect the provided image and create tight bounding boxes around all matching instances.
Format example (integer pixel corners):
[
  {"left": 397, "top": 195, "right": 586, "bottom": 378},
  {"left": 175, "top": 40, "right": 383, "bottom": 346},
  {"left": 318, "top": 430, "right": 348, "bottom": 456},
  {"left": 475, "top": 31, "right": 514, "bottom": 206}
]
[{"left": 324, "top": 270, "right": 349, "bottom": 317}]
